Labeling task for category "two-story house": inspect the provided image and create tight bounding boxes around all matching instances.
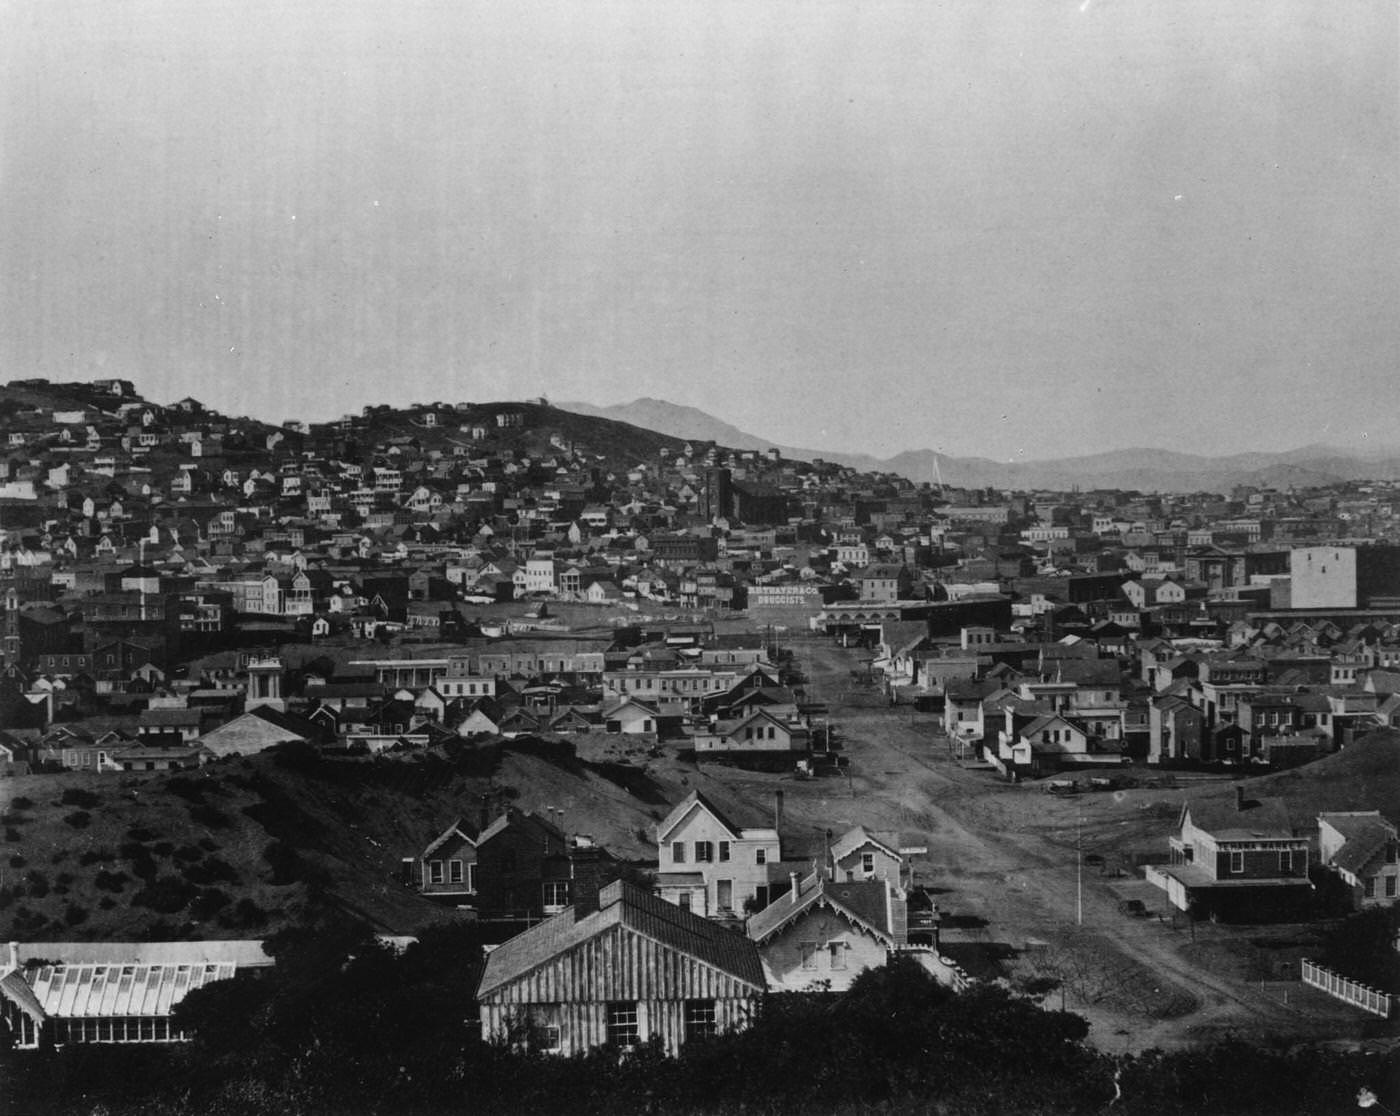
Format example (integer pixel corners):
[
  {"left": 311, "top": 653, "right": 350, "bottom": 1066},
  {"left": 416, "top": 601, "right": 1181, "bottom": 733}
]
[
  {"left": 1148, "top": 789, "right": 1311, "bottom": 921},
  {"left": 654, "top": 791, "right": 786, "bottom": 918}
]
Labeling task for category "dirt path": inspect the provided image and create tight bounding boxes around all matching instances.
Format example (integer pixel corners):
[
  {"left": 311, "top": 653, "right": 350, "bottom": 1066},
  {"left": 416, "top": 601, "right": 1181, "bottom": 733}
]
[{"left": 709, "top": 633, "right": 1377, "bottom": 1053}]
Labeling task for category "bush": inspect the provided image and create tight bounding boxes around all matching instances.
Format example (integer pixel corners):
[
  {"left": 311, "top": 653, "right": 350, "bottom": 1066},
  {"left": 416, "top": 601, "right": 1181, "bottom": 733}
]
[
  {"left": 10, "top": 796, "right": 33, "bottom": 810},
  {"left": 174, "top": 844, "right": 204, "bottom": 863},
  {"left": 78, "top": 847, "right": 116, "bottom": 866},
  {"left": 64, "top": 903, "right": 88, "bottom": 927},
  {"left": 98, "top": 897, "right": 116, "bottom": 910},
  {"left": 94, "top": 869, "right": 130, "bottom": 893},
  {"left": 219, "top": 897, "right": 267, "bottom": 929},
  {"left": 126, "top": 826, "right": 158, "bottom": 843},
  {"left": 186, "top": 856, "right": 239, "bottom": 886},
  {"left": 189, "top": 803, "right": 232, "bottom": 829},
  {"left": 60, "top": 788, "right": 100, "bottom": 809},
  {"left": 166, "top": 776, "right": 208, "bottom": 803},
  {"left": 64, "top": 811, "right": 91, "bottom": 829},
  {"left": 190, "top": 888, "right": 232, "bottom": 921},
  {"left": 153, "top": 841, "right": 175, "bottom": 857},
  {"left": 8, "top": 855, "right": 25, "bottom": 868},
  {"left": 25, "top": 871, "right": 49, "bottom": 899},
  {"left": 263, "top": 841, "right": 304, "bottom": 885},
  {"left": 132, "top": 874, "right": 197, "bottom": 915}
]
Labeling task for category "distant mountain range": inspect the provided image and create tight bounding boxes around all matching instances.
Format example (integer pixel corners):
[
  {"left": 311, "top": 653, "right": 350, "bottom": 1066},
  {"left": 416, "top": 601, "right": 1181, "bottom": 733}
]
[{"left": 559, "top": 398, "right": 1400, "bottom": 493}]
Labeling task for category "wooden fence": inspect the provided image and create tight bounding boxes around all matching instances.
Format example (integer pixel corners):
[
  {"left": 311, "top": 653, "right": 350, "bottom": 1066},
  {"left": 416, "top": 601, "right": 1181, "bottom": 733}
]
[{"left": 1301, "top": 959, "right": 1394, "bottom": 1018}]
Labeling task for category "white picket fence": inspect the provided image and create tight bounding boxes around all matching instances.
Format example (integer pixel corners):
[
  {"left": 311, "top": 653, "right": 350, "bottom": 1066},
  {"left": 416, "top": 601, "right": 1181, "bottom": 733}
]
[{"left": 1301, "top": 959, "right": 1394, "bottom": 1018}]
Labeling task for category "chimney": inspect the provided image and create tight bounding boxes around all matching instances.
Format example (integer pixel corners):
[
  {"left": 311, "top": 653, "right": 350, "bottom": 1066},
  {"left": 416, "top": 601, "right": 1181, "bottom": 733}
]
[
  {"left": 789, "top": 871, "right": 800, "bottom": 903},
  {"left": 1235, "top": 784, "right": 1246, "bottom": 812},
  {"left": 7, "top": 941, "right": 18, "bottom": 973},
  {"left": 825, "top": 828, "right": 834, "bottom": 879}
]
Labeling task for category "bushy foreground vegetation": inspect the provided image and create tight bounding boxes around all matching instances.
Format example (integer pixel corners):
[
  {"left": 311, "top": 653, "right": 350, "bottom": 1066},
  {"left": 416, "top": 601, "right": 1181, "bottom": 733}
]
[{"left": 3, "top": 921, "right": 1395, "bottom": 1116}]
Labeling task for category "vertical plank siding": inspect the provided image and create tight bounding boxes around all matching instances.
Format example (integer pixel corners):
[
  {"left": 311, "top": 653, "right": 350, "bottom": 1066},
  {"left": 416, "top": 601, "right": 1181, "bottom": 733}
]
[{"left": 481, "top": 926, "right": 762, "bottom": 1055}]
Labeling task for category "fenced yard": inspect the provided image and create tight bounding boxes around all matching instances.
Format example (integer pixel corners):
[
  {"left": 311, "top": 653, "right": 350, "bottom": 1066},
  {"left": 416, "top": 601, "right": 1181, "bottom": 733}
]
[{"left": 1301, "top": 959, "right": 1394, "bottom": 1018}]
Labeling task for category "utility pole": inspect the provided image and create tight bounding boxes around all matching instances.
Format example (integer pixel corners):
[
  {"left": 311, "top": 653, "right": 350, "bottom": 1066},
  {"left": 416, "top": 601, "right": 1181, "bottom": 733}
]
[{"left": 1076, "top": 812, "right": 1084, "bottom": 927}]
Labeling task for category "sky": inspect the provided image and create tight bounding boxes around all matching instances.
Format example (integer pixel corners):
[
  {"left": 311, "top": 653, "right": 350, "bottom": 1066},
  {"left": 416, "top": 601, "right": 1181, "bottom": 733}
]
[{"left": 3, "top": 1, "right": 1396, "bottom": 463}]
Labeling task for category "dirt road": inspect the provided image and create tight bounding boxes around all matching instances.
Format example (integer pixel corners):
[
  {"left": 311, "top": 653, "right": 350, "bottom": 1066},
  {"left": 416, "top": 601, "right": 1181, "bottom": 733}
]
[{"left": 709, "top": 633, "right": 1374, "bottom": 1053}]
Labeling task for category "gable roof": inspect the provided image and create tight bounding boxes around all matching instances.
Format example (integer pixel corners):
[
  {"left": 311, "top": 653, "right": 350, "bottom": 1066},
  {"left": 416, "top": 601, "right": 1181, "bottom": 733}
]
[
  {"left": 477, "top": 879, "right": 764, "bottom": 997},
  {"left": 421, "top": 819, "right": 476, "bottom": 860},
  {"left": 746, "top": 872, "right": 896, "bottom": 947},
  {"left": 828, "top": 825, "right": 901, "bottom": 865},
  {"left": 1320, "top": 812, "right": 1397, "bottom": 875},
  {"left": 657, "top": 790, "right": 743, "bottom": 842},
  {"left": 1182, "top": 796, "right": 1295, "bottom": 841}
]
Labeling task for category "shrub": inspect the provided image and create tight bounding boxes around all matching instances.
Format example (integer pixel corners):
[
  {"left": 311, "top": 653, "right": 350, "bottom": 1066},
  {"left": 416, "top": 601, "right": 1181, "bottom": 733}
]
[
  {"left": 166, "top": 777, "right": 207, "bottom": 803},
  {"left": 78, "top": 848, "right": 116, "bottom": 866},
  {"left": 64, "top": 903, "right": 88, "bottom": 927},
  {"left": 10, "top": 796, "right": 33, "bottom": 810},
  {"left": 185, "top": 856, "right": 239, "bottom": 886},
  {"left": 263, "top": 841, "right": 304, "bottom": 885},
  {"left": 153, "top": 841, "right": 175, "bottom": 857},
  {"left": 173, "top": 844, "right": 204, "bottom": 863},
  {"left": 126, "top": 826, "right": 158, "bottom": 843},
  {"left": 219, "top": 898, "right": 267, "bottom": 929},
  {"left": 132, "top": 874, "right": 197, "bottom": 915},
  {"left": 4, "top": 827, "right": 20, "bottom": 842},
  {"left": 94, "top": 870, "right": 130, "bottom": 893},
  {"left": 190, "top": 888, "right": 231, "bottom": 921},
  {"left": 60, "top": 788, "right": 100, "bottom": 809},
  {"left": 8, "top": 855, "right": 25, "bottom": 869},
  {"left": 98, "top": 897, "right": 116, "bottom": 910},
  {"left": 25, "top": 871, "right": 49, "bottom": 899},
  {"left": 64, "top": 811, "right": 91, "bottom": 829},
  {"left": 188, "top": 803, "right": 232, "bottom": 829}
]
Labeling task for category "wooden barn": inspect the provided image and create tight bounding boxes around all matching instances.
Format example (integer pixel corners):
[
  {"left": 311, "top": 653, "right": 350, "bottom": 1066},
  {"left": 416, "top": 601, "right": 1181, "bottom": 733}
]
[{"left": 476, "top": 879, "right": 765, "bottom": 1056}]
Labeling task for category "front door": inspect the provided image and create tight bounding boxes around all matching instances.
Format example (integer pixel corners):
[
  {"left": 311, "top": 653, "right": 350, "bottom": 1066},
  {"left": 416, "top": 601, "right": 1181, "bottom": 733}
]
[{"left": 716, "top": 879, "right": 733, "bottom": 912}]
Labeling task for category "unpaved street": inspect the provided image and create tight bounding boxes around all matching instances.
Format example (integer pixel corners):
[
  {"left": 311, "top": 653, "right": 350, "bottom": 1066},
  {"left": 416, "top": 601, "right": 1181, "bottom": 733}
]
[{"left": 707, "top": 633, "right": 1374, "bottom": 1052}]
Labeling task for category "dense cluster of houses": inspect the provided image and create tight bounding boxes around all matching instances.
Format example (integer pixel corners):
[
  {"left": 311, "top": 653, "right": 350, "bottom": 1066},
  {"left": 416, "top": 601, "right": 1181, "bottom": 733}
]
[{"left": 3, "top": 380, "right": 1400, "bottom": 777}]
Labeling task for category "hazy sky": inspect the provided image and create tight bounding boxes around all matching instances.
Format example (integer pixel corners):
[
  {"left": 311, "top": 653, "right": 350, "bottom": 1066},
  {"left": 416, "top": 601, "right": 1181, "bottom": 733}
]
[{"left": 3, "top": 2, "right": 1396, "bottom": 462}]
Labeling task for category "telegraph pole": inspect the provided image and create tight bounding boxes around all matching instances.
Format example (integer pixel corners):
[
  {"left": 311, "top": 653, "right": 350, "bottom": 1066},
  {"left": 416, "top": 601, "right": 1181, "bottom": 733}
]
[{"left": 1076, "top": 812, "right": 1084, "bottom": 927}]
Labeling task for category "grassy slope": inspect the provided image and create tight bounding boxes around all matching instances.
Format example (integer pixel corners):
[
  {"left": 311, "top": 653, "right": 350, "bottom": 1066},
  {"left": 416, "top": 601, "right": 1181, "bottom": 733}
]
[{"left": 0, "top": 732, "right": 791, "bottom": 942}]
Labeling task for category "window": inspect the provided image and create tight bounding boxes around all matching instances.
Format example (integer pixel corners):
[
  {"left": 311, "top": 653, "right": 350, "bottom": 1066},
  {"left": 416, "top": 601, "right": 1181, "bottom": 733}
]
[
  {"left": 428, "top": 860, "right": 445, "bottom": 885},
  {"left": 1278, "top": 851, "right": 1292, "bottom": 874},
  {"left": 678, "top": 891, "right": 691, "bottom": 911},
  {"left": 1365, "top": 877, "right": 1377, "bottom": 898},
  {"left": 828, "top": 942, "right": 847, "bottom": 970},
  {"left": 672, "top": 841, "right": 686, "bottom": 864},
  {"left": 1229, "top": 851, "right": 1244, "bottom": 874},
  {"left": 718, "top": 841, "right": 730, "bottom": 862},
  {"left": 755, "top": 848, "right": 767, "bottom": 865},
  {"left": 607, "top": 1002, "right": 639, "bottom": 1047},
  {"left": 861, "top": 853, "right": 875, "bottom": 876},
  {"left": 800, "top": 942, "right": 818, "bottom": 970},
  {"left": 1387, "top": 843, "right": 1397, "bottom": 865},
  {"left": 542, "top": 881, "right": 569, "bottom": 911},
  {"left": 695, "top": 841, "right": 714, "bottom": 862},
  {"left": 449, "top": 860, "right": 464, "bottom": 884},
  {"left": 684, "top": 999, "right": 716, "bottom": 1042},
  {"left": 531, "top": 1005, "right": 562, "bottom": 1053},
  {"left": 1387, "top": 876, "right": 1398, "bottom": 899}
]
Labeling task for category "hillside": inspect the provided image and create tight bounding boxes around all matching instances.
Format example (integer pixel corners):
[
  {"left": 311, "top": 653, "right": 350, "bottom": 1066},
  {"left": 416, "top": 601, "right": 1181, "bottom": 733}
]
[
  {"left": 558, "top": 397, "right": 1400, "bottom": 492},
  {"left": 0, "top": 735, "right": 788, "bottom": 942},
  {"left": 349, "top": 399, "right": 691, "bottom": 471}
]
